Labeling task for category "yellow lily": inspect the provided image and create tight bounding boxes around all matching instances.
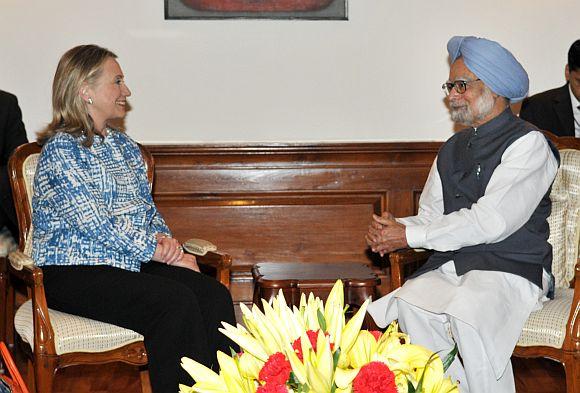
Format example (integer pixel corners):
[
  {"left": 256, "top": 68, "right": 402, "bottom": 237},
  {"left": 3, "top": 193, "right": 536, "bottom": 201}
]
[
  {"left": 381, "top": 343, "right": 448, "bottom": 392},
  {"left": 324, "top": 280, "right": 345, "bottom": 345},
  {"left": 178, "top": 384, "right": 194, "bottom": 393},
  {"left": 347, "top": 330, "right": 377, "bottom": 369},
  {"left": 334, "top": 367, "right": 359, "bottom": 390},
  {"left": 180, "top": 356, "right": 228, "bottom": 392},
  {"left": 394, "top": 372, "right": 410, "bottom": 393},
  {"left": 427, "top": 376, "right": 459, "bottom": 393},
  {"left": 239, "top": 303, "right": 285, "bottom": 355},
  {"left": 238, "top": 351, "right": 263, "bottom": 380},
  {"left": 219, "top": 322, "right": 269, "bottom": 362},
  {"left": 337, "top": 299, "right": 370, "bottom": 367},
  {"left": 261, "top": 298, "right": 294, "bottom": 345},
  {"left": 302, "top": 293, "right": 324, "bottom": 331},
  {"left": 272, "top": 290, "right": 305, "bottom": 339},
  {"left": 296, "top": 330, "right": 332, "bottom": 393},
  {"left": 248, "top": 304, "right": 287, "bottom": 354},
  {"left": 376, "top": 327, "right": 409, "bottom": 356},
  {"left": 283, "top": 340, "right": 308, "bottom": 384},
  {"left": 312, "top": 330, "right": 335, "bottom": 392},
  {"left": 216, "top": 351, "right": 249, "bottom": 393}
]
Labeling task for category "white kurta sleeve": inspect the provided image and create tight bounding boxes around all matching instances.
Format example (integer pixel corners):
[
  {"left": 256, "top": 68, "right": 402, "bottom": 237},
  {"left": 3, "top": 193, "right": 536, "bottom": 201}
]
[{"left": 400, "top": 131, "right": 558, "bottom": 252}]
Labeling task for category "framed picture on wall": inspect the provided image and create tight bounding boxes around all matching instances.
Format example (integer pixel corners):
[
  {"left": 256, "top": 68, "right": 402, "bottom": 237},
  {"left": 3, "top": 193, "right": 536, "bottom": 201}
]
[{"left": 165, "top": 0, "right": 347, "bottom": 20}]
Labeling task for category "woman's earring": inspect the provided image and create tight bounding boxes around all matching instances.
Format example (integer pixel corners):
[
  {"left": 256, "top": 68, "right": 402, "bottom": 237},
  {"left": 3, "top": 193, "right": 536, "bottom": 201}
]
[{"left": 87, "top": 98, "right": 93, "bottom": 105}]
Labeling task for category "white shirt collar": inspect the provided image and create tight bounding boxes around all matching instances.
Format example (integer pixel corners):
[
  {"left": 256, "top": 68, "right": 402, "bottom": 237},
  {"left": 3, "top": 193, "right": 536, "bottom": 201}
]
[{"left": 570, "top": 84, "right": 580, "bottom": 137}]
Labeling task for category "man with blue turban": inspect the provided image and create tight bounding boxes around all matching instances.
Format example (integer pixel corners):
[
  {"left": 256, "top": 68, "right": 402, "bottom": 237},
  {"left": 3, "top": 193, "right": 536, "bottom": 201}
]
[{"left": 366, "top": 36, "right": 560, "bottom": 392}]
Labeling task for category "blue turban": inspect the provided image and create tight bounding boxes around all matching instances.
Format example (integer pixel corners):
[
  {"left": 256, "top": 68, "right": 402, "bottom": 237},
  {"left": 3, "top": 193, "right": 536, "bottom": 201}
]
[{"left": 447, "top": 36, "right": 529, "bottom": 103}]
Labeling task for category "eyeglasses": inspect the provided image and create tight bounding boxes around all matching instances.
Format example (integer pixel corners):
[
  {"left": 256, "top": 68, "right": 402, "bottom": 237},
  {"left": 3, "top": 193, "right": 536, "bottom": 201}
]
[{"left": 442, "top": 79, "right": 481, "bottom": 95}]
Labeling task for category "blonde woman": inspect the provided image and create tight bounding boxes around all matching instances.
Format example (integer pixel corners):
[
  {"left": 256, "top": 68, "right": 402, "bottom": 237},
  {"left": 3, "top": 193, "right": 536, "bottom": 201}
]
[{"left": 33, "top": 45, "right": 236, "bottom": 393}]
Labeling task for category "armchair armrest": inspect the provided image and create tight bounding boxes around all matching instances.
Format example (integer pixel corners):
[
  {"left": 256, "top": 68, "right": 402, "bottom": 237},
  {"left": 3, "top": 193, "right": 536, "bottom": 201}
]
[
  {"left": 389, "top": 248, "right": 432, "bottom": 290},
  {"left": 7, "top": 250, "right": 57, "bottom": 356},
  {"left": 566, "top": 258, "right": 580, "bottom": 353},
  {"left": 7, "top": 250, "right": 38, "bottom": 286},
  {"left": 8, "top": 250, "right": 34, "bottom": 270},
  {"left": 181, "top": 238, "right": 232, "bottom": 288},
  {"left": 193, "top": 250, "right": 232, "bottom": 290}
]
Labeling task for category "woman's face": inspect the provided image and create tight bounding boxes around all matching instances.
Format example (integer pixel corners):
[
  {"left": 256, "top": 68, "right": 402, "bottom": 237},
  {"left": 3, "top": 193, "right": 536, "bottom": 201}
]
[{"left": 86, "top": 57, "right": 131, "bottom": 132}]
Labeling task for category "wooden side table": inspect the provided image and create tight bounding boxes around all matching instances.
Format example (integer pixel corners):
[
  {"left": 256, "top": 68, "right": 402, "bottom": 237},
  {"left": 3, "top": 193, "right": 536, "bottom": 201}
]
[{"left": 252, "top": 262, "right": 380, "bottom": 311}]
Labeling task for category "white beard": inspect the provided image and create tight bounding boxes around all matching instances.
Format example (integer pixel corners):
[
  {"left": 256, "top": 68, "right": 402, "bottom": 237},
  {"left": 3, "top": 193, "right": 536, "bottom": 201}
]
[{"left": 450, "top": 87, "right": 495, "bottom": 127}]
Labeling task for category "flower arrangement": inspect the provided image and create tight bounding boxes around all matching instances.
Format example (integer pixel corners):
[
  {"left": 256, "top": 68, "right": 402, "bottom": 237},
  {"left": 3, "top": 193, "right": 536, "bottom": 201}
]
[{"left": 179, "top": 280, "right": 458, "bottom": 393}]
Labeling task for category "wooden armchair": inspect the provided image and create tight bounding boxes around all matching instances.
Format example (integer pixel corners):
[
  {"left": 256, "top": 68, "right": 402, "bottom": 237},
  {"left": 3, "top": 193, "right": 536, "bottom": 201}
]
[
  {"left": 388, "top": 134, "right": 580, "bottom": 393},
  {"left": 2, "top": 142, "right": 232, "bottom": 393}
]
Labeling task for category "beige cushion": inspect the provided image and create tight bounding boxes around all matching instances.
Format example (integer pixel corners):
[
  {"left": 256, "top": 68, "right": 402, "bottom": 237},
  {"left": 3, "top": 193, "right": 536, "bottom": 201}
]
[
  {"left": 547, "top": 172, "right": 568, "bottom": 288},
  {"left": 0, "top": 226, "right": 17, "bottom": 257},
  {"left": 517, "top": 288, "right": 572, "bottom": 348},
  {"left": 560, "top": 149, "right": 580, "bottom": 286},
  {"left": 15, "top": 300, "right": 144, "bottom": 355},
  {"left": 22, "top": 153, "right": 38, "bottom": 257},
  {"left": 518, "top": 149, "right": 580, "bottom": 349},
  {"left": 548, "top": 149, "right": 580, "bottom": 288}
]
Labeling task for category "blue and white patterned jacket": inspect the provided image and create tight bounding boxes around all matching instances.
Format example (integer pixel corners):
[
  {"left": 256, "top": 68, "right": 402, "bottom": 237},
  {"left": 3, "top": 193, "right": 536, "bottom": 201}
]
[{"left": 32, "top": 130, "right": 170, "bottom": 272}]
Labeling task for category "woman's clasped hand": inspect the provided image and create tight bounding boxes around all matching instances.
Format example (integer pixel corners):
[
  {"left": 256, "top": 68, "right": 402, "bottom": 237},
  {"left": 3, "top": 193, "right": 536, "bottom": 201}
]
[{"left": 153, "top": 234, "right": 199, "bottom": 272}]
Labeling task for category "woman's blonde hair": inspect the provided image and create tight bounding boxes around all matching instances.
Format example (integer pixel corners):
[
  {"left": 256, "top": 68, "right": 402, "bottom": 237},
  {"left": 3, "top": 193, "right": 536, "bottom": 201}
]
[{"left": 37, "top": 44, "right": 117, "bottom": 147}]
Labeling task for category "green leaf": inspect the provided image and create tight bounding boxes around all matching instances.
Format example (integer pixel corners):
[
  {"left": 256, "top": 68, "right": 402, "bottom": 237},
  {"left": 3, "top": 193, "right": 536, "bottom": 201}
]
[
  {"left": 288, "top": 372, "right": 299, "bottom": 390},
  {"left": 332, "top": 348, "right": 341, "bottom": 368},
  {"left": 407, "top": 379, "right": 416, "bottom": 393},
  {"left": 442, "top": 344, "right": 458, "bottom": 372},
  {"left": 317, "top": 309, "right": 327, "bottom": 332},
  {"left": 416, "top": 353, "right": 438, "bottom": 393}
]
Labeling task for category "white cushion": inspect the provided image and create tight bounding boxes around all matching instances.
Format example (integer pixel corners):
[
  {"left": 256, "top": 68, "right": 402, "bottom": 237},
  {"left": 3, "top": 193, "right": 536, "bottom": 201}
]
[
  {"left": 15, "top": 300, "right": 144, "bottom": 355},
  {"left": 517, "top": 287, "right": 572, "bottom": 348}
]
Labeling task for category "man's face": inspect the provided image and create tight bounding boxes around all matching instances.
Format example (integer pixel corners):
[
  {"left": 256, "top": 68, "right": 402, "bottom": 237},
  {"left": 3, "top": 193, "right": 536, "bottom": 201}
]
[
  {"left": 566, "top": 65, "right": 580, "bottom": 101},
  {"left": 446, "top": 58, "right": 496, "bottom": 127}
]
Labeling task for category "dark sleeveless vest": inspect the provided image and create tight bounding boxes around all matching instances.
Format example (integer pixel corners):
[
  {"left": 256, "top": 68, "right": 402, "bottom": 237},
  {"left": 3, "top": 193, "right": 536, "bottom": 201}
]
[{"left": 410, "top": 109, "right": 560, "bottom": 294}]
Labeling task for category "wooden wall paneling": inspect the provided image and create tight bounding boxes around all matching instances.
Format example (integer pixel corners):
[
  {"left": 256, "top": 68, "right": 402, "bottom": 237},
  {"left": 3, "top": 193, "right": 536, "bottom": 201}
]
[{"left": 147, "top": 142, "right": 440, "bottom": 319}]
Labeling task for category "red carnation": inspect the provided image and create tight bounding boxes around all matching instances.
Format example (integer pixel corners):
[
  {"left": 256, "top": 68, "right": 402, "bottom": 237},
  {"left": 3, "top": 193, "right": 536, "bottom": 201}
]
[
  {"left": 256, "top": 384, "right": 288, "bottom": 393},
  {"left": 292, "top": 330, "right": 334, "bottom": 361},
  {"left": 353, "top": 361, "right": 397, "bottom": 393},
  {"left": 258, "top": 352, "right": 291, "bottom": 386},
  {"left": 369, "top": 330, "right": 382, "bottom": 341}
]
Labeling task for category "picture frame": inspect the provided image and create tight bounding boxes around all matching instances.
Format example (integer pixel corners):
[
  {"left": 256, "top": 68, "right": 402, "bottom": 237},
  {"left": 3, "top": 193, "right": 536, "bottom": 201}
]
[{"left": 165, "top": 0, "right": 347, "bottom": 20}]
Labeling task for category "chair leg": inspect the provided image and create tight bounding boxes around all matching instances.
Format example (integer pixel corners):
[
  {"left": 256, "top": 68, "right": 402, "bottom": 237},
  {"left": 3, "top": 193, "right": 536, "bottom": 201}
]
[
  {"left": 26, "top": 359, "right": 35, "bottom": 393},
  {"left": 140, "top": 368, "right": 152, "bottom": 393},
  {"left": 0, "top": 256, "right": 7, "bottom": 344},
  {"left": 34, "top": 354, "right": 58, "bottom": 393},
  {"left": 5, "top": 278, "right": 14, "bottom": 348},
  {"left": 562, "top": 353, "right": 579, "bottom": 393}
]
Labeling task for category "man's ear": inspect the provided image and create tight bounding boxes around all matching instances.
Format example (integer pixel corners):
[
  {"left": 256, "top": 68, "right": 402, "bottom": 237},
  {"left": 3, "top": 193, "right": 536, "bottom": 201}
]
[{"left": 565, "top": 64, "right": 570, "bottom": 82}]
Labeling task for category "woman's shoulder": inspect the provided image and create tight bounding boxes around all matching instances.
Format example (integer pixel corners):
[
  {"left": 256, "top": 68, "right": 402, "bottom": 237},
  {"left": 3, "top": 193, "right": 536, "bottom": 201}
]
[
  {"left": 40, "top": 132, "right": 88, "bottom": 163},
  {"left": 43, "top": 132, "right": 81, "bottom": 148}
]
